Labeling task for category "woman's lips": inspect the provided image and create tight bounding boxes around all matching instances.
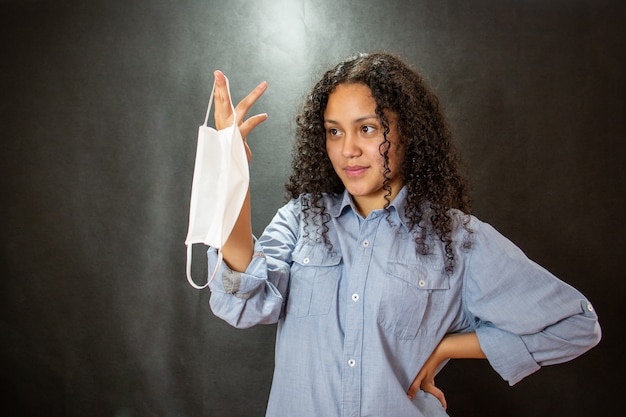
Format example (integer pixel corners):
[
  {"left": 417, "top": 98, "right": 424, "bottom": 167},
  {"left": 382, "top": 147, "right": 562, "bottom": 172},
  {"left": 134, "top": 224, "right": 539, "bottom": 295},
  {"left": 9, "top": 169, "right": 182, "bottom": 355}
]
[{"left": 344, "top": 165, "right": 368, "bottom": 178}]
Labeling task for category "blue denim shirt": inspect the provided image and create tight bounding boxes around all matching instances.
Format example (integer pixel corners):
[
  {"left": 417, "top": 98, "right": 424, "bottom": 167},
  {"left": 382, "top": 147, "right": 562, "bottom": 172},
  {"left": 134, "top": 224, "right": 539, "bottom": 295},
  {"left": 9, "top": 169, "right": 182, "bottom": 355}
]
[{"left": 208, "top": 187, "right": 601, "bottom": 417}]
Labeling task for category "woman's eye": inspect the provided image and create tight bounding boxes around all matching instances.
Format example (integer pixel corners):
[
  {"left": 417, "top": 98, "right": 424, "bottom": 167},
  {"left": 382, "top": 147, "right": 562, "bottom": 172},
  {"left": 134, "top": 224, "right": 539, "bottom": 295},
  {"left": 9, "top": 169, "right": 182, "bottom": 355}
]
[
  {"left": 361, "top": 125, "right": 376, "bottom": 134},
  {"left": 327, "top": 128, "right": 339, "bottom": 136}
]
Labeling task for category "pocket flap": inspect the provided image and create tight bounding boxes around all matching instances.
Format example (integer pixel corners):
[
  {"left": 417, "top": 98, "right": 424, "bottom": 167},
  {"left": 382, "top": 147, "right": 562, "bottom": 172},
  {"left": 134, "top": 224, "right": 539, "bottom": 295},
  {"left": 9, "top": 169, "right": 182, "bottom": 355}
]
[
  {"left": 292, "top": 243, "right": 341, "bottom": 267},
  {"left": 387, "top": 261, "right": 449, "bottom": 290}
]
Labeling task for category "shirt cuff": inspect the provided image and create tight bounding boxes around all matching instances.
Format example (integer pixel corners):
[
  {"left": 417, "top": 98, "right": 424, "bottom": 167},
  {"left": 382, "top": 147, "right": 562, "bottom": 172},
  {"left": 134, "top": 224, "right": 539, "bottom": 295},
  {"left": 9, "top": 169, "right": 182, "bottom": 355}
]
[
  {"left": 207, "top": 246, "right": 268, "bottom": 297},
  {"left": 476, "top": 323, "right": 541, "bottom": 385}
]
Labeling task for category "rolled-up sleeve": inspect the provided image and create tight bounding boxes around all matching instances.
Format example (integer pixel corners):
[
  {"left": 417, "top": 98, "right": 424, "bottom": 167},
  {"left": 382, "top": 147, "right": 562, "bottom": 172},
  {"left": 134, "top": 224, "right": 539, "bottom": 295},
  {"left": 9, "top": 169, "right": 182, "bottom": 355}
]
[
  {"left": 464, "top": 220, "right": 602, "bottom": 385},
  {"left": 207, "top": 199, "right": 301, "bottom": 329}
]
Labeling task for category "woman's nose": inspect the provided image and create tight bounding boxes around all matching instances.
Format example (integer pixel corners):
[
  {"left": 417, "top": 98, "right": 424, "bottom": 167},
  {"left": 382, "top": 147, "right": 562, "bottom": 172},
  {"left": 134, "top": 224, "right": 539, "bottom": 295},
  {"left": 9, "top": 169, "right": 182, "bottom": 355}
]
[{"left": 342, "top": 133, "right": 361, "bottom": 158}]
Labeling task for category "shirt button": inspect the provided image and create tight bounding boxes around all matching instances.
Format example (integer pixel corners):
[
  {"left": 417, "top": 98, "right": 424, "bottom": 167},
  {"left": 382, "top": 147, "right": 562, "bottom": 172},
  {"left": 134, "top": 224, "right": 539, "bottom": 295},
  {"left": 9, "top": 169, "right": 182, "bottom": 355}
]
[
  {"left": 362, "top": 240, "right": 370, "bottom": 247},
  {"left": 587, "top": 303, "right": 594, "bottom": 312},
  {"left": 347, "top": 359, "right": 356, "bottom": 367},
  {"left": 352, "top": 293, "right": 359, "bottom": 302},
  {"left": 302, "top": 257, "right": 310, "bottom": 264},
  {"left": 418, "top": 279, "right": 426, "bottom": 287}
]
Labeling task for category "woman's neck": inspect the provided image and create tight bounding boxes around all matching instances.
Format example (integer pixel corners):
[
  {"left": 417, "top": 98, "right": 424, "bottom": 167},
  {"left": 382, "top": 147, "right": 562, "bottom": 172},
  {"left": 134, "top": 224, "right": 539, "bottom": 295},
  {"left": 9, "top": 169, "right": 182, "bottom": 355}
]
[{"left": 352, "top": 180, "right": 403, "bottom": 218}]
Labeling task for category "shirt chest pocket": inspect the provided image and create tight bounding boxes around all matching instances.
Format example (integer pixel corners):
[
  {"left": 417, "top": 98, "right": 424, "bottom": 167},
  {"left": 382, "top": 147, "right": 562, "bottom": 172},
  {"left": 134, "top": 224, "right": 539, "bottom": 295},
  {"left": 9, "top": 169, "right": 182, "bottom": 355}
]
[
  {"left": 377, "top": 260, "right": 450, "bottom": 340},
  {"left": 288, "top": 243, "right": 342, "bottom": 318}
]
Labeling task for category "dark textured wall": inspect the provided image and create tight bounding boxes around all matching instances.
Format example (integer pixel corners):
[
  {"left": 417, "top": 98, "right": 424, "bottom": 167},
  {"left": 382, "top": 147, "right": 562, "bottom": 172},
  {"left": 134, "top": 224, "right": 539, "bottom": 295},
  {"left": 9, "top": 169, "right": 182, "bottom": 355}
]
[{"left": 1, "top": 0, "right": 623, "bottom": 416}]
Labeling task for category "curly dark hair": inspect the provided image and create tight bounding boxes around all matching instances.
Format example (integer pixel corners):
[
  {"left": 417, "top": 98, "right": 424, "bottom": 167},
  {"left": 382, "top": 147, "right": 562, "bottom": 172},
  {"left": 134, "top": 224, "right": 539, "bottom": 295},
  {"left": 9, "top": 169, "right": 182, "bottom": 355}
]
[{"left": 286, "top": 51, "right": 472, "bottom": 271}]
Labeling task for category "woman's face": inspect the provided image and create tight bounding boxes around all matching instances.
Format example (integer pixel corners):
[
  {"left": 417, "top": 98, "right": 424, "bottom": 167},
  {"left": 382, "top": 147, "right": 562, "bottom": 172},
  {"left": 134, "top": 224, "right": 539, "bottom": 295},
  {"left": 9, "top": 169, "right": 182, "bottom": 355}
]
[{"left": 324, "top": 83, "right": 404, "bottom": 216}]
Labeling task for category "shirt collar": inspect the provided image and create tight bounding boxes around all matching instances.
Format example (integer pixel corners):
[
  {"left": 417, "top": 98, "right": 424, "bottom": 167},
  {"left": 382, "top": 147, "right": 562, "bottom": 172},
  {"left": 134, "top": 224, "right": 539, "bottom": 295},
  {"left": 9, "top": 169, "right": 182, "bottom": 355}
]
[{"left": 329, "top": 186, "right": 410, "bottom": 229}]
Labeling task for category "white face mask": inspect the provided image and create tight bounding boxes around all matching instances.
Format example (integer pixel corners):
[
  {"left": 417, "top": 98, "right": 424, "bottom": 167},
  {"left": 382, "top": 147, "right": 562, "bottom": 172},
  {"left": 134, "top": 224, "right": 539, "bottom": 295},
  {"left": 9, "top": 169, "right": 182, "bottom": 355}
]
[{"left": 185, "top": 76, "right": 249, "bottom": 289}]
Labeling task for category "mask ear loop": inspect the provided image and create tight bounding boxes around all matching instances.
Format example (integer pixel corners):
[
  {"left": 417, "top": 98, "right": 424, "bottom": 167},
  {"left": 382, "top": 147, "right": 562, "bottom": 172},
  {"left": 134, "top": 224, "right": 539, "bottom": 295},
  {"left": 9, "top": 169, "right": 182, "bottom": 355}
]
[
  {"left": 186, "top": 244, "right": 222, "bottom": 290},
  {"left": 203, "top": 79, "right": 216, "bottom": 127}
]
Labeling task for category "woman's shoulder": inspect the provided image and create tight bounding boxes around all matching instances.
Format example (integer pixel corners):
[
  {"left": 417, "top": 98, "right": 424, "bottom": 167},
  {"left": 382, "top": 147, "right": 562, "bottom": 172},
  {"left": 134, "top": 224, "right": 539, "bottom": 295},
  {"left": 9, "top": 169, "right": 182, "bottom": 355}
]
[
  {"left": 448, "top": 208, "right": 481, "bottom": 231},
  {"left": 446, "top": 210, "right": 527, "bottom": 257}
]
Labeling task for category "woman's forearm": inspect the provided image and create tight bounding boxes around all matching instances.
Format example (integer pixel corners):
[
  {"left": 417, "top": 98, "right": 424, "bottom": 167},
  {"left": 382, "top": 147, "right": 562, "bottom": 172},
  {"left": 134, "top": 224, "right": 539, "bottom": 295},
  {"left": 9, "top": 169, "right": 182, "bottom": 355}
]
[
  {"left": 221, "top": 188, "right": 254, "bottom": 272},
  {"left": 436, "top": 332, "right": 486, "bottom": 361}
]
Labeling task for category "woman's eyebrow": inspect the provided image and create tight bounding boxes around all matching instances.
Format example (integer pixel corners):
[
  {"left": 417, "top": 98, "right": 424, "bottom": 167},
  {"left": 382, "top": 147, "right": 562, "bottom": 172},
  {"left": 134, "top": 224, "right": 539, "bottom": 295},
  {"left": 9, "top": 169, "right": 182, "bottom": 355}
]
[{"left": 324, "top": 115, "right": 378, "bottom": 125}]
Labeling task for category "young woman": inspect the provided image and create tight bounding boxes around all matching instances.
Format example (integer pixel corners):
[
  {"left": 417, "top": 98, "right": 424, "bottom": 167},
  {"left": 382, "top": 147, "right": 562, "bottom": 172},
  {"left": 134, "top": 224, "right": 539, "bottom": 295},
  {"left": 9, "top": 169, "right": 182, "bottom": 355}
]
[{"left": 206, "top": 52, "right": 601, "bottom": 416}]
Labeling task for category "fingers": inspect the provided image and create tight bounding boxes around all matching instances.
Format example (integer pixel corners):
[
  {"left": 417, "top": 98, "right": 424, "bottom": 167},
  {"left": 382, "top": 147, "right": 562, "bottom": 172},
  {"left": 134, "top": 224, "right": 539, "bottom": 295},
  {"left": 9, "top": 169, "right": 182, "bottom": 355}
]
[
  {"left": 407, "top": 376, "right": 447, "bottom": 410},
  {"left": 213, "top": 70, "right": 234, "bottom": 130},
  {"left": 235, "top": 80, "right": 268, "bottom": 123},
  {"left": 239, "top": 113, "right": 268, "bottom": 140},
  {"left": 406, "top": 376, "right": 422, "bottom": 400},
  {"left": 240, "top": 113, "right": 268, "bottom": 163},
  {"left": 213, "top": 70, "right": 268, "bottom": 130},
  {"left": 421, "top": 382, "right": 447, "bottom": 410}
]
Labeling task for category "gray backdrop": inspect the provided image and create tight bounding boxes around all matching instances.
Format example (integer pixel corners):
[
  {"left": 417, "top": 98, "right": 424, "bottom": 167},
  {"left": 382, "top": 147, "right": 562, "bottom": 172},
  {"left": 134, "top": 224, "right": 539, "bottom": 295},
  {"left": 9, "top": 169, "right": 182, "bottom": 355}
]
[{"left": 1, "top": 0, "right": 624, "bottom": 416}]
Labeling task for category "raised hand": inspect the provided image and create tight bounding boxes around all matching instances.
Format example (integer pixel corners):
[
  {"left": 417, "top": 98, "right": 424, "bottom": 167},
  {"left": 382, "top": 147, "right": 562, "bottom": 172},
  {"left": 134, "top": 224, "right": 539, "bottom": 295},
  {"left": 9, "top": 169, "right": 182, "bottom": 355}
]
[{"left": 213, "top": 70, "right": 268, "bottom": 161}]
